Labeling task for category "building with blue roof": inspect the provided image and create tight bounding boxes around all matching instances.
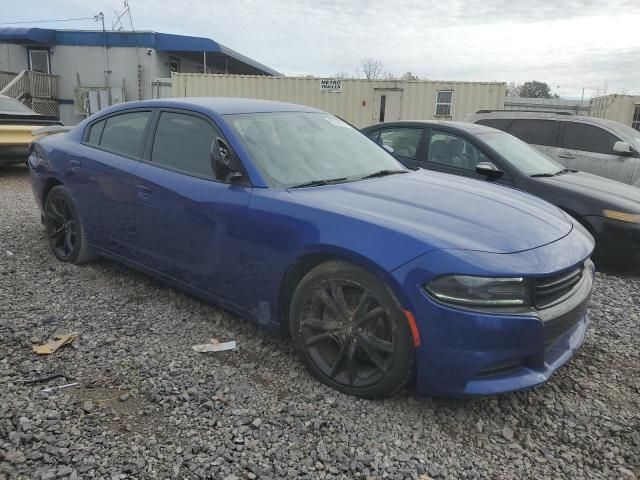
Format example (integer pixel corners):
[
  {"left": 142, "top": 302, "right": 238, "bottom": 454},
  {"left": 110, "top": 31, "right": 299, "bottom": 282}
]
[{"left": 0, "top": 27, "right": 280, "bottom": 124}]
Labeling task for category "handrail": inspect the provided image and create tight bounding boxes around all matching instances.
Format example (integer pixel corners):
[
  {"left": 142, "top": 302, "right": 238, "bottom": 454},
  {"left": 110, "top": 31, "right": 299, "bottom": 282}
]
[
  {"left": 0, "top": 71, "right": 19, "bottom": 91},
  {"left": 0, "top": 70, "right": 27, "bottom": 98},
  {"left": 0, "top": 70, "right": 60, "bottom": 99}
]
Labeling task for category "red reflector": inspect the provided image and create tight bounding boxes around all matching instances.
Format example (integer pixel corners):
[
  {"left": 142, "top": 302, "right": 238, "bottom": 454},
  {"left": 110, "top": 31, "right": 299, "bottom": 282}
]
[{"left": 403, "top": 310, "right": 421, "bottom": 347}]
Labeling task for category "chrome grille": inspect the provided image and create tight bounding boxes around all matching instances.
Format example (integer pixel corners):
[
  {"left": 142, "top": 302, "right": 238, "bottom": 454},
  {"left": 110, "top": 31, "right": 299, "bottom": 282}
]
[{"left": 533, "top": 265, "right": 584, "bottom": 308}]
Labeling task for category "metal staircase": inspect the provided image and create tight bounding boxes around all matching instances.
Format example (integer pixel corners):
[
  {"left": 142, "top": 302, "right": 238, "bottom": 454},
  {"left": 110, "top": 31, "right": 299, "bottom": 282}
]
[{"left": 0, "top": 70, "right": 60, "bottom": 118}]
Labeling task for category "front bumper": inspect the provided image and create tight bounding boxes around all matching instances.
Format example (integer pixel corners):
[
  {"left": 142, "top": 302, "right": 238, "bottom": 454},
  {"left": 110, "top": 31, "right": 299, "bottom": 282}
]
[
  {"left": 585, "top": 215, "right": 640, "bottom": 262},
  {"left": 0, "top": 145, "right": 28, "bottom": 166},
  {"left": 392, "top": 225, "right": 595, "bottom": 396}
]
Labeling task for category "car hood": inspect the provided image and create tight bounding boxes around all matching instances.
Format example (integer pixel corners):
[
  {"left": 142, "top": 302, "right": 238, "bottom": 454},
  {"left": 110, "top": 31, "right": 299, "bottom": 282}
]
[
  {"left": 536, "top": 171, "right": 640, "bottom": 213},
  {"left": 289, "top": 169, "right": 572, "bottom": 254}
]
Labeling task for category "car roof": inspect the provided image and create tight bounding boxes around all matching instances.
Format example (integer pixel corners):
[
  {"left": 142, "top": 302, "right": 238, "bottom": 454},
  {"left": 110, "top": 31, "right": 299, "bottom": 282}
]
[
  {"left": 366, "top": 120, "right": 497, "bottom": 135},
  {"left": 468, "top": 110, "right": 617, "bottom": 128},
  {"left": 0, "top": 94, "right": 39, "bottom": 115},
  {"left": 466, "top": 110, "right": 640, "bottom": 144},
  {"left": 105, "top": 97, "right": 324, "bottom": 115}
]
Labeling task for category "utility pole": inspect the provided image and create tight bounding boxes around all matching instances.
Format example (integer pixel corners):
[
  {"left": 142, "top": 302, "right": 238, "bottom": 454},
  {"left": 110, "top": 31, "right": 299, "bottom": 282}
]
[{"left": 95, "top": 12, "right": 109, "bottom": 90}]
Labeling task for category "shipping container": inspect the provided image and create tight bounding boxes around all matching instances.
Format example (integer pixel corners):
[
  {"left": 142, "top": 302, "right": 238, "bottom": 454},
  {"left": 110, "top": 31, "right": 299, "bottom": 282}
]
[
  {"left": 590, "top": 94, "right": 640, "bottom": 131},
  {"left": 171, "top": 73, "right": 507, "bottom": 128}
]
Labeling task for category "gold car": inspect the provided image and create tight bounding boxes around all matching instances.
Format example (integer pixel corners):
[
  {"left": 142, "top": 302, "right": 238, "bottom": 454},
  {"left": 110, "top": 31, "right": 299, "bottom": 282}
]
[{"left": 0, "top": 95, "right": 62, "bottom": 166}]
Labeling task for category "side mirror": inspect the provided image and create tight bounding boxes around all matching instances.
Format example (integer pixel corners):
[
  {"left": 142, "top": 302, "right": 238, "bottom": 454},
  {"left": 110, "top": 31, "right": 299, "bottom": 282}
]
[
  {"left": 476, "top": 161, "right": 503, "bottom": 177},
  {"left": 613, "top": 141, "right": 633, "bottom": 156},
  {"left": 210, "top": 137, "right": 244, "bottom": 183},
  {"left": 382, "top": 144, "right": 394, "bottom": 154}
]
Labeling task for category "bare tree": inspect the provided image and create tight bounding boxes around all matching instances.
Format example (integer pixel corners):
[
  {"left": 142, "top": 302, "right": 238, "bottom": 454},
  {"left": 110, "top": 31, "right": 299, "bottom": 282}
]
[
  {"left": 506, "top": 82, "right": 522, "bottom": 96},
  {"left": 593, "top": 83, "right": 608, "bottom": 97},
  {"left": 359, "top": 58, "right": 385, "bottom": 80},
  {"left": 400, "top": 71, "right": 419, "bottom": 81}
]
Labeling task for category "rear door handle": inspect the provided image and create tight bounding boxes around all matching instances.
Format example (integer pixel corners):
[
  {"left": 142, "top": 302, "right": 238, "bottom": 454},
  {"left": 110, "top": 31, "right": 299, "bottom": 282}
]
[
  {"left": 136, "top": 184, "right": 153, "bottom": 199},
  {"left": 558, "top": 152, "right": 575, "bottom": 159}
]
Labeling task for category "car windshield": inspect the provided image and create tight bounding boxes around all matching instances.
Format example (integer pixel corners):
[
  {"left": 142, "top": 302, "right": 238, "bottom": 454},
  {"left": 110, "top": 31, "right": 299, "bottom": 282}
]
[
  {"left": 0, "top": 97, "right": 34, "bottom": 114},
  {"left": 225, "top": 112, "right": 406, "bottom": 188},
  {"left": 475, "top": 131, "right": 564, "bottom": 176}
]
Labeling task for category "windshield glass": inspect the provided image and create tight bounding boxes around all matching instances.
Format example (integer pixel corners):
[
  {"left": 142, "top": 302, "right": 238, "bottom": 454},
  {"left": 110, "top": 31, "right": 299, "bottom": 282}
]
[
  {"left": 475, "top": 131, "right": 564, "bottom": 176},
  {"left": 225, "top": 112, "right": 405, "bottom": 187},
  {"left": 0, "top": 97, "right": 34, "bottom": 114}
]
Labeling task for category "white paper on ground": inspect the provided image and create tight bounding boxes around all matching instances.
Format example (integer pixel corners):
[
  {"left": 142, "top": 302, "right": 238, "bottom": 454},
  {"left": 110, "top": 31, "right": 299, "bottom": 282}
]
[{"left": 192, "top": 340, "right": 236, "bottom": 353}]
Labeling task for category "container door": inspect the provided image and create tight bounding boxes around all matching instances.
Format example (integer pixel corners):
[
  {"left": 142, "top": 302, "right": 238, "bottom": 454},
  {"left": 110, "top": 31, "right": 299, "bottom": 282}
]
[{"left": 373, "top": 89, "right": 403, "bottom": 123}]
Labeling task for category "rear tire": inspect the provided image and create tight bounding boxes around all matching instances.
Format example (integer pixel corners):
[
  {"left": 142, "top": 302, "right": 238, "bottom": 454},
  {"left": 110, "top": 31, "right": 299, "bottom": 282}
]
[
  {"left": 44, "top": 186, "right": 95, "bottom": 264},
  {"left": 290, "top": 260, "right": 414, "bottom": 398}
]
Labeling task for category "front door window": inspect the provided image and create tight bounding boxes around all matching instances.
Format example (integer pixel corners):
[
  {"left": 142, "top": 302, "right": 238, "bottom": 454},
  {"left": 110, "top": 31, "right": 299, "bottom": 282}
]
[{"left": 427, "top": 131, "right": 488, "bottom": 171}]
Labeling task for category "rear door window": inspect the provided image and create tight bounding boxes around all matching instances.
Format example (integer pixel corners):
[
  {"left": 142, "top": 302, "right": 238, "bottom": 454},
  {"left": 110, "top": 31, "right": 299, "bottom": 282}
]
[
  {"left": 561, "top": 122, "right": 622, "bottom": 155},
  {"left": 86, "top": 119, "right": 105, "bottom": 145},
  {"left": 508, "top": 119, "right": 557, "bottom": 147},
  {"left": 99, "top": 111, "right": 151, "bottom": 158},
  {"left": 475, "top": 118, "right": 512, "bottom": 132},
  {"left": 151, "top": 111, "right": 217, "bottom": 178}
]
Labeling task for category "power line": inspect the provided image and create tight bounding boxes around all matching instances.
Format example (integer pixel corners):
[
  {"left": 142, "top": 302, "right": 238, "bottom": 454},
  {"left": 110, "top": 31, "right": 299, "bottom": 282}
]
[{"left": 0, "top": 17, "right": 96, "bottom": 26}]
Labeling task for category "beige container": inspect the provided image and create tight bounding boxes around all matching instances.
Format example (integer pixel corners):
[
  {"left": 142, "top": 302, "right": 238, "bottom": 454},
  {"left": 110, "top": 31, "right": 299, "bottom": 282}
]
[{"left": 172, "top": 73, "right": 507, "bottom": 128}]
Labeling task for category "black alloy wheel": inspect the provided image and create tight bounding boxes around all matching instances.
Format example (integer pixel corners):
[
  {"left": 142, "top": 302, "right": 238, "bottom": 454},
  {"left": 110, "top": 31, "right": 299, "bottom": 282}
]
[
  {"left": 291, "top": 261, "right": 414, "bottom": 398},
  {"left": 45, "top": 196, "right": 77, "bottom": 260},
  {"left": 43, "top": 186, "right": 94, "bottom": 264}
]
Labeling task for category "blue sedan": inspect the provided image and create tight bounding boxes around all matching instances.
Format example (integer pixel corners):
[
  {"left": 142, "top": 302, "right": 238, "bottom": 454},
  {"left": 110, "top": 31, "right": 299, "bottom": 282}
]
[{"left": 28, "top": 98, "right": 595, "bottom": 397}]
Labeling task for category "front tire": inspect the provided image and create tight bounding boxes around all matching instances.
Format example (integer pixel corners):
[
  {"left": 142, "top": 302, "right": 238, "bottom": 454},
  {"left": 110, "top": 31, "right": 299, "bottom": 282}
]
[
  {"left": 44, "top": 186, "right": 94, "bottom": 264},
  {"left": 290, "top": 260, "right": 415, "bottom": 398}
]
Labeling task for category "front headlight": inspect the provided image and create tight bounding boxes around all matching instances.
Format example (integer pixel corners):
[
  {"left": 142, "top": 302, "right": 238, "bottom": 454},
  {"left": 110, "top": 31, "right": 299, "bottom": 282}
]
[
  {"left": 425, "top": 275, "right": 528, "bottom": 307},
  {"left": 603, "top": 209, "right": 640, "bottom": 224}
]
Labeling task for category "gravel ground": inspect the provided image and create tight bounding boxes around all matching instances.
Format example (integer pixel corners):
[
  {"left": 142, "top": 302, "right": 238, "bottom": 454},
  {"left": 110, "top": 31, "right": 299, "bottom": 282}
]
[{"left": 1, "top": 164, "right": 639, "bottom": 480}]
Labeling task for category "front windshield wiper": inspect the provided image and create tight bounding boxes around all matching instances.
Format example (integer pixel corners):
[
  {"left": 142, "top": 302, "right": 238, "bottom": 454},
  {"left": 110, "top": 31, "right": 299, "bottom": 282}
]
[
  {"left": 290, "top": 177, "right": 348, "bottom": 188},
  {"left": 530, "top": 168, "right": 575, "bottom": 178},
  {"left": 360, "top": 169, "right": 409, "bottom": 180}
]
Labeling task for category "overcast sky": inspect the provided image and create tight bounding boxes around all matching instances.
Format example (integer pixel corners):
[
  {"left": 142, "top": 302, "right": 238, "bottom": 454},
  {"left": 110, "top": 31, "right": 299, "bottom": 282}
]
[{"left": 3, "top": 0, "right": 639, "bottom": 97}]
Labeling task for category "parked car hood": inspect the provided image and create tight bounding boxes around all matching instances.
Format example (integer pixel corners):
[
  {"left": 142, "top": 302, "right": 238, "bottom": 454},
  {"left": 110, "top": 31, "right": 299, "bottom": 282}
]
[
  {"left": 289, "top": 170, "right": 572, "bottom": 254},
  {"left": 536, "top": 171, "right": 640, "bottom": 213}
]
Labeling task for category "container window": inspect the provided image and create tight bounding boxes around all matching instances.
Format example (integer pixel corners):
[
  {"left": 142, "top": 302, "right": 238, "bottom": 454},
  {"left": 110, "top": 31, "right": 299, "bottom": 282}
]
[
  {"left": 435, "top": 91, "right": 453, "bottom": 117},
  {"left": 28, "top": 49, "right": 50, "bottom": 74}
]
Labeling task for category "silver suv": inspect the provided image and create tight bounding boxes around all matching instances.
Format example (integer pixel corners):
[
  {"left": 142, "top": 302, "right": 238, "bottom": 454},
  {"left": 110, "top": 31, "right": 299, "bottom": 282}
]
[{"left": 465, "top": 111, "right": 640, "bottom": 187}]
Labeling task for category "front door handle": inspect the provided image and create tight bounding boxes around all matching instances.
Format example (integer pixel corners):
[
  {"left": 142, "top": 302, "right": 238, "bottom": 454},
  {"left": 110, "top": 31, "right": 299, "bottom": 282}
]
[
  {"left": 69, "top": 159, "right": 81, "bottom": 171},
  {"left": 136, "top": 184, "right": 152, "bottom": 199},
  {"left": 558, "top": 152, "right": 575, "bottom": 159}
]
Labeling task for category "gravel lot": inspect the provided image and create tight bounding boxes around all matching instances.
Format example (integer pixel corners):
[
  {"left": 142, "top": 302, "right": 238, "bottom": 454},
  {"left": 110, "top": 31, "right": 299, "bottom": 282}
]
[{"left": 1, "top": 164, "right": 639, "bottom": 480}]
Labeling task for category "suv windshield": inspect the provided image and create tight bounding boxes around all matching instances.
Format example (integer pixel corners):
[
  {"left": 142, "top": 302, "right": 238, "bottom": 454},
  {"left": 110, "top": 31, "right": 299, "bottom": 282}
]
[
  {"left": 475, "top": 131, "right": 564, "bottom": 176},
  {"left": 225, "top": 112, "right": 405, "bottom": 187},
  {"left": 0, "top": 97, "right": 34, "bottom": 114}
]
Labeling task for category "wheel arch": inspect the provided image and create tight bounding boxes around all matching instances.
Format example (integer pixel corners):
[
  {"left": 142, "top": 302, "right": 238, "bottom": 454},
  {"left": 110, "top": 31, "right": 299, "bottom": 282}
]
[
  {"left": 561, "top": 207, "right": 597, "bottom": 238},
  {"left": 41, "top": 177, "right": 64, "bottom": 209},
  {"left": 277, "top": 247, "right": 411, "bottom": 336}
]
